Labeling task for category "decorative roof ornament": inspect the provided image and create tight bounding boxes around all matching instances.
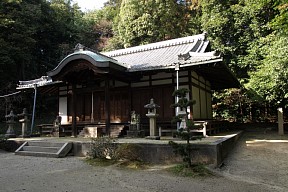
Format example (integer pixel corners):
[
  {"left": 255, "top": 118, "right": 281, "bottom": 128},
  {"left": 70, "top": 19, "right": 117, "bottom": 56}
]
[
  {"left": 74, "top": 43, "right": 85, "bottom": 52},
  {"left": 178, "top": 53, "right": 190, "bottom": 61},
  {"left": 203, "top": 31, "right": 208, "bottom": 40}
]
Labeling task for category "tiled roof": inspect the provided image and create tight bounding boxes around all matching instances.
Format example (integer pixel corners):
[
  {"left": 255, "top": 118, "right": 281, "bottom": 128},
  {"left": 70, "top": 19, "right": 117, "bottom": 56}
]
[{"left": 102, "top": 33, "right": 221, "bottom": 71}]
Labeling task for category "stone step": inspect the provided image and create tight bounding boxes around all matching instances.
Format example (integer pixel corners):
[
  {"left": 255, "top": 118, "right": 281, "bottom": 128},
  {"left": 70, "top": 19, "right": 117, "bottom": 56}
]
[
  {"left": 15, "top": 141, "right": 72, "bottom": 158},
  {"left": 22, "top": 146, "right": 59, "bottom": 153},
  {"left": 15, "top": 151, "right": 59, "bottom": 158},
  {"left": 27, "top": 141, "right": 65, "bottom": 148}
]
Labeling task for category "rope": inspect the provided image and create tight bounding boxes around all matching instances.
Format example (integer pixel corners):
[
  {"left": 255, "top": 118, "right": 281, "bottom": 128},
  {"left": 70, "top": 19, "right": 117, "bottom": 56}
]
[{"left": 0, "top": 91, "right": 21, "bottom": 98}]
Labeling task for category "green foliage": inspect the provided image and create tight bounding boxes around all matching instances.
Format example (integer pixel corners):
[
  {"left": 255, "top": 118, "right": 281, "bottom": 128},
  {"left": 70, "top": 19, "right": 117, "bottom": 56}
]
[
  {"left": 87, "top": 136, "right": 118, "bottom": 160},
  {"left": 246, "top": 34, "right": 288, "bottom": 106},
  {"left": 269, "top": 2, "right": 288, "bottom": 36},
  {"left": 243, "top": 1, "right": 288, "bottom": 108},
  {"left": 213, "top": 89, "right": 249, "bottom": 122},
  {"left": 201, "top": 0, "right": 288, "bottom": 120},
  {"left": 0, "top": 0, "right": 82, "bottom": 85}
]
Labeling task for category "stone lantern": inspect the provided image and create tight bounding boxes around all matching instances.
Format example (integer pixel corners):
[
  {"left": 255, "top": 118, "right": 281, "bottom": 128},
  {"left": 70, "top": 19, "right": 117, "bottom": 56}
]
[
  {"left": 18, "top": 108, "right": 30, "bottom": 138},
  {"left": 144, "top": 98, "right": 160, "bottom": 137},
  {"left": 5, "top": 110, "right": 17, "bottom": 138}
]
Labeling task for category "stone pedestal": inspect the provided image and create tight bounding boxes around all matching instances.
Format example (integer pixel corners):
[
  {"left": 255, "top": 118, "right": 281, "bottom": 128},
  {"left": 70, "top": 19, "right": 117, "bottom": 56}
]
[
  {"left": 5, "top": 121, "right": 16, "bottom": 138},
  {"left": 127, "top": 111, "right": 144, "bottom": 137},
  {"left": 5, "top": 110, "right": 17, "bottom": 138},
  {"left": 147, "top": 114, "right": 158, "bottom": 136}
]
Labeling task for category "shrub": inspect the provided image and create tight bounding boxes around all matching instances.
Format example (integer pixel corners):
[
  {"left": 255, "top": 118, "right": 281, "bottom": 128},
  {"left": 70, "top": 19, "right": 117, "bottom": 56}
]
[
  {"left": 87, "top": 136, "right": 118, "bottom": 160},
  {"left": 0, "top": 135, "right": 7, "bottom": 150}
]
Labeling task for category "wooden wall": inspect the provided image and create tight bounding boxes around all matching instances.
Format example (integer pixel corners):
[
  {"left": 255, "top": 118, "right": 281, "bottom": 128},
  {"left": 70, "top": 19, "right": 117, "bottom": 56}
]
[{"left": 58, "top": 69, "right": 213, "bottom": 124}]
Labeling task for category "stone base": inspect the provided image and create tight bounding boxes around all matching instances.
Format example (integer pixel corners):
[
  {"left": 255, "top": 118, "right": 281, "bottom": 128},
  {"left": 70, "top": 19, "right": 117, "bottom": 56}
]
[
  {"left": 5, "top": 134, "right": 16, "bottom": 138},
  {"left": 78, "top": 126, "right": 104, "bottom": 138},
  {"left": 18, "top": 135, "right": 30, "bottom": 138},
  {"left": 145, "top": 136, "right": 160, "bottom": 140},
  {"left": 52, "top": 131, "right": 65, "bottom": 137}
]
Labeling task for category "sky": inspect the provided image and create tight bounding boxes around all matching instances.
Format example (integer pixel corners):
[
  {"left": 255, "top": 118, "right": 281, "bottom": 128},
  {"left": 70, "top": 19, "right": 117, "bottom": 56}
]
[{"left": 74, "top": 0, "right": 107, "bottom": 11}]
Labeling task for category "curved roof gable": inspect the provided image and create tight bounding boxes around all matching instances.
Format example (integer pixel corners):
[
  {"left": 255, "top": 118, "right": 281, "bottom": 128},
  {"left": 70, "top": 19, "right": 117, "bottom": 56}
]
[{"left": 47, "top": 50, "right": 127, "bottom": 77}]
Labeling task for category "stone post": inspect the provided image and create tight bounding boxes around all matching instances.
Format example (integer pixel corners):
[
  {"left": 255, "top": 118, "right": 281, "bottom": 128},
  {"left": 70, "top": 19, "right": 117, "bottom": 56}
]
[{"left": 278, "top": 108, "right": 284, "bottom": 135}]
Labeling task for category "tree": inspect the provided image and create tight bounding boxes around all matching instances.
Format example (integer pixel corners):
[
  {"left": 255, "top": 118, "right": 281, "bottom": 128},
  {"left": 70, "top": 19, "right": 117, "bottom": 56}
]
[
  {"left": 169, "top": 88, "right": 200, "bottom": 168},
  {"left": 0, "top": 0, "right": 84, "bottom": 121},
  {"left": 199, "top": 0, "right": 287, "bottom": 121},
  {"left": 79, "top": 3, "right": 119, "bottom": 51},
  {"left": 0, "top": 0, "right": 83, "bottom": 84},
  {"left": 116, "top": 0, "right": 186, "bottom": 48},
  {"left": 245, "top": 1, "right": 288, "bottom": 108}
]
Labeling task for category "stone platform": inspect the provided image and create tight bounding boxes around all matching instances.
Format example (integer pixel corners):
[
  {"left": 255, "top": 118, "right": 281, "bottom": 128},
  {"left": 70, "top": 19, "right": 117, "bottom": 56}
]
[{"left": 7, "top": 131, "right": 242, "bottom": 167}]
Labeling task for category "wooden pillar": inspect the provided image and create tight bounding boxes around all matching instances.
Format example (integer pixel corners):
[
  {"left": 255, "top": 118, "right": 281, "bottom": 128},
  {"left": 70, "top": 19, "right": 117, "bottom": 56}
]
[
  {"left": 91, "top": 91, "right": 94, "bottom": 123},
  {"left": 105, "top": 79, "right": 111, "bottom": 136},
  {"left": 188, "top": 70, "right": 193, "bottom": 119},
  {"left": 71, "top": 84, "right": 77, "bottom": 137}
]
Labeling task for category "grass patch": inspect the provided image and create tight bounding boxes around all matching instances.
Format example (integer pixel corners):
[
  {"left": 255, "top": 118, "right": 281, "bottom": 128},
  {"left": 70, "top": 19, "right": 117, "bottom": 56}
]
[
  {"left": 84, "top": 158, "right": 117, "bottom": 167},
  {"left": 84, "top": 158, "right": 148, "bottom": 170},
  {"left": 116, "top": 160, "right": 148, "bottom": 170},
  {"left": 167, "top": 164, "right": 213, "bottom": 177}
]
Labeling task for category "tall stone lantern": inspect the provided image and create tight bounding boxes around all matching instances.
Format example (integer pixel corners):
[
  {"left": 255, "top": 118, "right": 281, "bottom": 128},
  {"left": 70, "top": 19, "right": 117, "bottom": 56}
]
[
  {"left": 144, "top": 98, "right": 160, "bottom": 137},
  {"left": 5, "top": 110, "right": 17, "bottom": 138}
]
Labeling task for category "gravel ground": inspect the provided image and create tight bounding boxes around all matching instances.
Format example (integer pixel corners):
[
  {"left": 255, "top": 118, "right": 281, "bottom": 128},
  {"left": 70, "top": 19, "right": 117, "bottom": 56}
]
[
  {"left": 1, "top": 127, "right": 287, "bottom": 192},
  {"left": 216, "top": 127, "right": 288, "bottom": 192}
]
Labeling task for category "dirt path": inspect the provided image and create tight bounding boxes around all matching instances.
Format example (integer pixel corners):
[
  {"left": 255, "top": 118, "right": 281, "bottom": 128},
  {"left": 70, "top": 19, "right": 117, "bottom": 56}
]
[{"left": 217, "top": 127, "right": 288, "bottom": 192}]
